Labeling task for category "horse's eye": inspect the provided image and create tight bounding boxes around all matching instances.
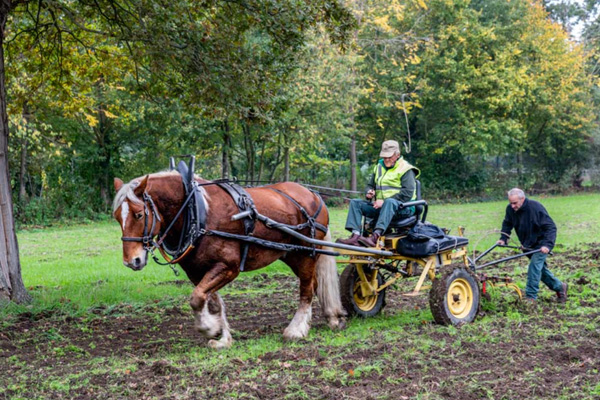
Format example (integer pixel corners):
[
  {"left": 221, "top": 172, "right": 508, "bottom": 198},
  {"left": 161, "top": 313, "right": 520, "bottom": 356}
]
[{"left": 135, "top": 212, "right": 144, "bottom": 220}]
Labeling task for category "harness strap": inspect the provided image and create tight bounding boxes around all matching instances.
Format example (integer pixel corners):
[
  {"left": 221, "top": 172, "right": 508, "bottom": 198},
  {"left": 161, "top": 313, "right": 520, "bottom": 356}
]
[
  {"left": 157, "top": 243, "right": 196, "bottom": 265},
  {"left": 153, "top": 167, "right": 208, "bottom": 261},
  {"left": 217, "top": 182, "right": 256, "bottom": 235},
  {"left": 216, "top": 182, "right": 258, "bottom": 271},
  {"left": 121, "top": 192, "right": 161, "bottom": 245},
  {"left": 155, "top": 188, "right": 196, "bottom": 247},
  {"left": 266, "top": 187, "right": 328, "bottom": 234}
]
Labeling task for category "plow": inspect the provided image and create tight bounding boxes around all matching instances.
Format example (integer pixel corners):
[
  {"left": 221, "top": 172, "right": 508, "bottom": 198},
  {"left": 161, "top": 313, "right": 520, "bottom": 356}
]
[{"left": 220, "top": 181, "right": 537, "bottom": 326}]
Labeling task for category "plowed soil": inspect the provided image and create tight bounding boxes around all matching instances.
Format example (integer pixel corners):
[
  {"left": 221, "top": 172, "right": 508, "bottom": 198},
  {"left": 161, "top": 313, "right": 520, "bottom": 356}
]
[{"left": 1, "top": 245, "right": 600, "bottom": 399}]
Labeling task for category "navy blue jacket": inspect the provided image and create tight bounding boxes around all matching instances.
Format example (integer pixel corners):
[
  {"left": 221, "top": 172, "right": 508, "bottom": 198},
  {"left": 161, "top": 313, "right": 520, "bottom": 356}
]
[{"left": 500, "top": 198, "right": 557, "bottom": 251}]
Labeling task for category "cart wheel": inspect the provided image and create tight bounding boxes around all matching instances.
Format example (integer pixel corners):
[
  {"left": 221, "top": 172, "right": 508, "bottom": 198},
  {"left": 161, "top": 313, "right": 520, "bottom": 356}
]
[
  {"left": 429, "top": 265, "right": 480, "bottom": 326},
  {"left": 340, "top": 264, "right": 386, "bottom": 317}
]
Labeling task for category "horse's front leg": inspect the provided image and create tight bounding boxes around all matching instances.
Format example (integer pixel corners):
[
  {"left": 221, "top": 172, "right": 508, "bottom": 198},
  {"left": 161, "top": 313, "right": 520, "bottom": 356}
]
[
  {"left": 283, "top": 274, "right": 315, "bottom": 341},
  {"left": 189, "top": 262, "right": 238, "bottom": 350}
]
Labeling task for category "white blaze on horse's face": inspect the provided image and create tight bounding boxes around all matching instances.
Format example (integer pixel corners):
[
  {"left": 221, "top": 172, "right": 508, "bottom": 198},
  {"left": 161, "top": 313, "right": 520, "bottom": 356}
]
[
  {"left": 116, "top": 200, "right": 149, "bottom": 271},
  {"left": 120, "top": 202, "right": 129, "bottom": 230}
]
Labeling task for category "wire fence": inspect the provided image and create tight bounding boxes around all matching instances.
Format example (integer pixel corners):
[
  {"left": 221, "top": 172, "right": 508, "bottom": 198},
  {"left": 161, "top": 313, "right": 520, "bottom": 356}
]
[{"left": 233, "top": 179, "right": 362, "bottom": 201}]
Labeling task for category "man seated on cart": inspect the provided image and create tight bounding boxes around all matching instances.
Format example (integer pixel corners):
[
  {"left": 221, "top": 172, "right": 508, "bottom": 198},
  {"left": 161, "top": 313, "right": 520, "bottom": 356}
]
[{"left": 336, "top": 140, "right": 420, "bottom": 247}]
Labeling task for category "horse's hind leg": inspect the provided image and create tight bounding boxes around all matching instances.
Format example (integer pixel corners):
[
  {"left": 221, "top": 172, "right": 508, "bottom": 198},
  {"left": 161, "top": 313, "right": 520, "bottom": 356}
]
[
  {"left": 316, "top": 230, "right": 347, "bottom": 330},
  {"left": 283, "top": 275, "right": 314, "bottom": 341},
  {"left": 282, "top": 231, "right": 346, "bottom": 340},
  {"left": 281, "top": 255, "right": 320, "bottom": 341}
]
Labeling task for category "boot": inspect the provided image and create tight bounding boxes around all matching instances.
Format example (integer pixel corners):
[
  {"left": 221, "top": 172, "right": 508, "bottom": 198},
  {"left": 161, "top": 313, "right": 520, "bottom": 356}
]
[
  {"left": 336, "top": 233, "right": 360, "bottom": 246},
  {"left": 358, "top": 231, "right": 381, "bottom": 248},
  {"left": 556, "top": 282, "right": 568, "bottom": 303}
]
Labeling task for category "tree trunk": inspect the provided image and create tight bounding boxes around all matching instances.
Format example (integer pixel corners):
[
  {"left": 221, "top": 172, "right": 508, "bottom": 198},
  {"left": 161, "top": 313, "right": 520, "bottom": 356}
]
[
  {"left": 221, "top": 119, "right": 231, "bottom": 179},
  {"left": 0, "top": 3, "right": 31, "bottom": 303},
  {"left": 350, "top": 133, "right": 357, "bottom": 191},
  {"left": 348, "top": 6, "right": 362, "bottom": 192},
  {"left": 516, "top": 152, "right": 523, "bottom": 187},
  {"left": 284, "top": 146, "right": 290, "bottom": 182},
  {"left": 268, "top": 130, "right": 284, "bottom": 183},
  {"left": 93, "top": 79, "right": 112, "bottom": 210},
  {"left": 256, "top": 136, "right": 266, "bottom": 184},
  {"left": 18, "top": 135, "right": 27, "bottom": 204},
  {"left": 18, "top": 103, "right": 31, "bottom": 206},
  {"left": 242, "top": 122, "right": 254, "bottom": 184}
]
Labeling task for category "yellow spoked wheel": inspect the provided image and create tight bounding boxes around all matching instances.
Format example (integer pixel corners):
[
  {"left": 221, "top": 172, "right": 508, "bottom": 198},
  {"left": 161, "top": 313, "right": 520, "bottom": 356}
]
[
  {"left": 340, "top": 264, "right": 386, "bottom": 318},
  {"left": 430, "top": 266, "right": 480, "bottom": 326}
]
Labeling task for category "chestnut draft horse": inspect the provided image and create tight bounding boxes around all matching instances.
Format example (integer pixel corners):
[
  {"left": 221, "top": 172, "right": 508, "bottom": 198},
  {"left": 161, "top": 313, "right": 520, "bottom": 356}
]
[{"left": 112, "top": 171, "right": 346, "bottom": 349}]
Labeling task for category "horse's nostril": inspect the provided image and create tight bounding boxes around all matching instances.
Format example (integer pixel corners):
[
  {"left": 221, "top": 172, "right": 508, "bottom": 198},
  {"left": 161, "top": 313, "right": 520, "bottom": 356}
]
[{"left": 133, "top": 257, "right": 141, "bottom": 267}]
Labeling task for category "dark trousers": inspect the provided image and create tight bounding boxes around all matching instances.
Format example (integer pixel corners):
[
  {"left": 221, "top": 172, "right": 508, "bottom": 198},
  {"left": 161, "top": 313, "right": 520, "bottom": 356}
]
[{"left": 344, "top": 198, "right": 414, "bottom": 234}]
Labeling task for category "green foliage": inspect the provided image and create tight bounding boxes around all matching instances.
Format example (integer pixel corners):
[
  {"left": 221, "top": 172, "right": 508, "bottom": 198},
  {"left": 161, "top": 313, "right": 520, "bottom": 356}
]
[
  {"left": 4, "top": 0, "right": 599, "bottom": 226},
  {"left": 355, "top": 0, "right": 596, "bottom": 197},
  {"left": 5, "top": 0, "right": 358, "bottom": 224}
]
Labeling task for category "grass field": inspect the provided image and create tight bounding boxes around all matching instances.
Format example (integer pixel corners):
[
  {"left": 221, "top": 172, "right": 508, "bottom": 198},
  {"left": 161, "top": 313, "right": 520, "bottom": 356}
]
[{"left": 1, "top": 192, "right": 599, "bottom": 399}]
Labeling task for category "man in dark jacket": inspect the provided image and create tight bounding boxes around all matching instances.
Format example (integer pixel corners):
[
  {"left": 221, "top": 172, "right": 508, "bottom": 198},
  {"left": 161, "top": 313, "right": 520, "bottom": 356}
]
[{"left": 497, "top": 188, "right": 567, "bottom": 303}]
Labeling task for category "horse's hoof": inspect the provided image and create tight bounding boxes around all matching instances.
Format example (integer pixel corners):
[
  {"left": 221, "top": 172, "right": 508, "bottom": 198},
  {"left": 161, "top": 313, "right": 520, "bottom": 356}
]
[
  {"left": 283, "top": 327, "right": 308, "bottom": 341},
  {"left": 283, "top": 334, "right": 304, "bottom": 342},
  {"left": 208, "top": 338, "right": 232, "bottom": 350},
  {"left": 329, "top": 317, "right": 347, "bottom": 331}
]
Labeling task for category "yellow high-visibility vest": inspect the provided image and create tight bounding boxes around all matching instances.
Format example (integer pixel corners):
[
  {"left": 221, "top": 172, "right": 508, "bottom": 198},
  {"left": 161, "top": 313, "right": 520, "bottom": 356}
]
[{"left": 373, "top": 157, "right": 420, "bottom": 200}]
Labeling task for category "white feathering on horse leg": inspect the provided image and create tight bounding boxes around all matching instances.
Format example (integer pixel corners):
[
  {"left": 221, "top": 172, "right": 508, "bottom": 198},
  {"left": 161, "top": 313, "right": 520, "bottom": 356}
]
[
  {"left": 208, "top": 294, "right": 233, "bottom": 350},
  {"left": 193, "top": 299, "right": 221, "bottom": 339},
  {"left": 283, "top": 304, "right": 312, "bottom": 341},
  {"left": 316, "top": 229, "right": 347, "bottom": 330}
]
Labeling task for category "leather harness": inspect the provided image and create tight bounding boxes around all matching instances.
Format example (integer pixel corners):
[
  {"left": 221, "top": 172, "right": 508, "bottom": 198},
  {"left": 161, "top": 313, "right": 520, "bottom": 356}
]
[{"left": 122, "top": 158, "right": 328, "bottom": 272}]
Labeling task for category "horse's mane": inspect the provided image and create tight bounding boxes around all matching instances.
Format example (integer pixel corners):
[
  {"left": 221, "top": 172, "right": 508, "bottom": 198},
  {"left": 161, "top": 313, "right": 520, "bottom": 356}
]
[
  {"left": 112, "top": 171, "right": 210, "bottom": 213},
  {"left": 112, "top": 179, "right": 143, "bottom": 213}
]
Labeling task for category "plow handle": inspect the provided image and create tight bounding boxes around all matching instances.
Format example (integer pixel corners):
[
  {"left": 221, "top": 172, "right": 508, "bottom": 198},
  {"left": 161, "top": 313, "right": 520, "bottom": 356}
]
[{"left": 472, "top": 245, "right": 550, "bottom": 271}]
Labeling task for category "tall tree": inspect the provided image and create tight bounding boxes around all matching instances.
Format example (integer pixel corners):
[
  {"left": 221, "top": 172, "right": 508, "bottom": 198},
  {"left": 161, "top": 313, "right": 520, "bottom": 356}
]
[{"left": 1, "top": 0, "right": 28, "bottom": 302}]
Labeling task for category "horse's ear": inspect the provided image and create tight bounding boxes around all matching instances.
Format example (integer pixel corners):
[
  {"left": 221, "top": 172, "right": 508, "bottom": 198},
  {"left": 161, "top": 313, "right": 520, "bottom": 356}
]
[
  {"left": 134, "top": 175, "right": 149, "bottom": 197},
  {"left": 114, "top": 178, "right": 124, "bottom": 192}
]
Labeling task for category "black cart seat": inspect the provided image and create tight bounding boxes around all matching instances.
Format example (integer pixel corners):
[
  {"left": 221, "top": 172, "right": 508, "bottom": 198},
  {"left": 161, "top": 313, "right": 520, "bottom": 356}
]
[{"left": 396, "top": 235, "right": 469, "bottom": 257}]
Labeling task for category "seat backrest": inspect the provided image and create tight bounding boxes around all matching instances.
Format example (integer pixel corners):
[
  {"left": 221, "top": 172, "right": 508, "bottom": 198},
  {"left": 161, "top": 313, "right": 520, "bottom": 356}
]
[{"left": 415, "top": 180, "right": 423, "bottom": 217}]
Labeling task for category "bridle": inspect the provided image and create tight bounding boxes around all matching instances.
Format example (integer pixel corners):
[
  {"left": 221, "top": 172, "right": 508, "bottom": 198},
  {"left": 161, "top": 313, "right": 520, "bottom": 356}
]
[
  {"left": 120, "top": 192, "right": 162, "bottom": 251},
  {"left": 120, "top": 184, "right": 205, "bottom": 267}
]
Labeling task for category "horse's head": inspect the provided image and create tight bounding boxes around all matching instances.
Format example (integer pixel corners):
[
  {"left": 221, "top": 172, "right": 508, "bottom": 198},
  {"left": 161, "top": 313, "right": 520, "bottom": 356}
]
[{"left": 113, "top": 175, "right": 162, "bottom": 271}]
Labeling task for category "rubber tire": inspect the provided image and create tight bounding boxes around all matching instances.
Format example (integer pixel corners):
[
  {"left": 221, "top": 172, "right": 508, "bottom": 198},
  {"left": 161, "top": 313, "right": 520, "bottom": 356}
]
[
  {"left": 429, "top": 265, "right": 480, "bottom": 326},
  {"left": 340, "top": 264, "right": 386, "bottom": 318}
]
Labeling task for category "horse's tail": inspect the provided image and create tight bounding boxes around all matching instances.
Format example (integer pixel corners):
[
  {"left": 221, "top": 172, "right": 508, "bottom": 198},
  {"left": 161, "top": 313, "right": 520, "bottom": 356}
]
[{"left": 316, "top": 230, "right": 347, "bottom": 329}]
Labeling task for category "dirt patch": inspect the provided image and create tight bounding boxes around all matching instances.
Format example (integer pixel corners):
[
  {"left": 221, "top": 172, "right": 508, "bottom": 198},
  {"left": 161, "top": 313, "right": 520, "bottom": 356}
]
[{"left": 1, "top": 245, "right": 600, "bottom": 399}]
